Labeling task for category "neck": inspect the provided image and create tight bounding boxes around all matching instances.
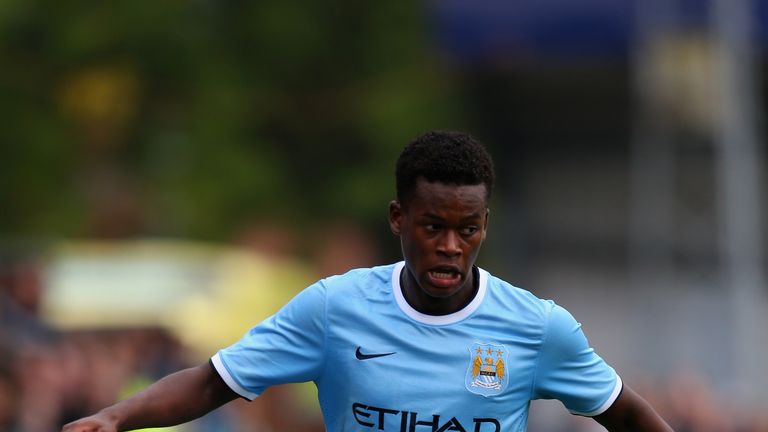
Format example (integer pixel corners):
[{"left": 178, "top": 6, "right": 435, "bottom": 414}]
[{"left": 400, "top": 266, "right": 479, "bottom": 316}]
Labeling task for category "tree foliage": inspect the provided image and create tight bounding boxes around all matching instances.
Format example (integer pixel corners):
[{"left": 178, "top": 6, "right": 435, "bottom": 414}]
[{"left": 0, "top": 0, "right": 466, "bottom": 241}]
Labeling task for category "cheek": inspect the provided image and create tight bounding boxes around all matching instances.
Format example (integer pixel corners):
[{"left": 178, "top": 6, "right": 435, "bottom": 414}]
[
  {"left": 402, "top": 235, "right": 427, "bottom": 258},
  {"left": 465, "top": 238, "right": 483, "bottom": 255},
  {"left": 399, "top": 235, "right": 415, "bottom": 256}
]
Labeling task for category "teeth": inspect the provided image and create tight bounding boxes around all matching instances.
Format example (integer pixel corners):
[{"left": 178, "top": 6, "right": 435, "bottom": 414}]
[{"left": 431, "top": 271, "right": 456, "bottom": 280}]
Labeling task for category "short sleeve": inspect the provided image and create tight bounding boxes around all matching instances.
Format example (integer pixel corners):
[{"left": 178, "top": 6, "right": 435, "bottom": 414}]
[
  {"left": 532, "top": 303, "right": 622, "bottom": 416},
  {"left": 211, "top": 281, "right": 326, "bottom": 400}
]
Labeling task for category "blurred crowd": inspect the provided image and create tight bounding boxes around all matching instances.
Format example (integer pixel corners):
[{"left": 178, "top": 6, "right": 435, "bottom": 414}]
[
  {"left": 0, "top": 250, "right": 326, "bottom": 432},
  {"left": 1, "top": 249, "right": 767, "bottom": 431},
  {"left": 535, "top": 373, "right": 768, "bottom": 432}
]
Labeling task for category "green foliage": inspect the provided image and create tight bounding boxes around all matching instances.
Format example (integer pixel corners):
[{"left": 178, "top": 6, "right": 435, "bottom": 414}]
[{"left": 0, "top": 0, "right": 463, "bottom": 240}]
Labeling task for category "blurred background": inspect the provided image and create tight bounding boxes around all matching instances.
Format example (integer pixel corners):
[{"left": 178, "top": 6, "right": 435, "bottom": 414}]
[{"left": 1, "top": 0, "right": 767, "bottom": 430}]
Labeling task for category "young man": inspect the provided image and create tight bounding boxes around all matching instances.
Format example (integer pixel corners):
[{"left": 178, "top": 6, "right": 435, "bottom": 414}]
[{"left": 64, "top": 131, "right": 672, "bottom": 431}]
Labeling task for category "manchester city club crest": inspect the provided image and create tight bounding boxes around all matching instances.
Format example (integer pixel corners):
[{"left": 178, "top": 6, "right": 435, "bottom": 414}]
[{"left": 465, "top": 342, "right": 509, "bottom": 397}]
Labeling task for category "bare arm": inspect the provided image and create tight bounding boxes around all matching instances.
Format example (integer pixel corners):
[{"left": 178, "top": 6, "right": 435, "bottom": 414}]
[
  {"left": 594, "top": 384, "right": 674, "bottom": 432},
  {"left": 62, "top": 362, "right": 238, "bottom": 432}
]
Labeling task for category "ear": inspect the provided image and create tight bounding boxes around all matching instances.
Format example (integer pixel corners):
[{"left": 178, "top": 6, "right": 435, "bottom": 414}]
[
  {"left": 388, "top": 200, "right": 403, "bottom": 235},
  {"left": 481, "top": 208, "right": 490, "bottom": 241}
]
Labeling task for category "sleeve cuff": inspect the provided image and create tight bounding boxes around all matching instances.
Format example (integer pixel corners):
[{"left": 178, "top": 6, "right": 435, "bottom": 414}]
[
  {"left": 569, "top": 375, "right": 623, "bottom": 417},
  {"left": 211, "top": 352, "right": 259, "bottom": 401}
]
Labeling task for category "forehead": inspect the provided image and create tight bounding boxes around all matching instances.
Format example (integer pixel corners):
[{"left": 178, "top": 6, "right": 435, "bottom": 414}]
[{"left": 406, "top": 178, "right": 488, "bottom": 214}]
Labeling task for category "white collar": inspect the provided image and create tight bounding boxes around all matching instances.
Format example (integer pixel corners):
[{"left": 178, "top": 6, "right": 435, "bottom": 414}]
[{"left": 391, "top": 261, "right": 487, "bottom": 325}]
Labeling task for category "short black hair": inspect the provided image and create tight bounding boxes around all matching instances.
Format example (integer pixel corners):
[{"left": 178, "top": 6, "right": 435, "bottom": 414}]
[{"left": 395, "top": 130, "right": 495, "bottom": 205}]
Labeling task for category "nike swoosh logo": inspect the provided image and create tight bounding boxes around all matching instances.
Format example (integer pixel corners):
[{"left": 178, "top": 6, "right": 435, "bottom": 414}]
[{"left": 355, "top": 346, "right": 396, "bottom": 360}]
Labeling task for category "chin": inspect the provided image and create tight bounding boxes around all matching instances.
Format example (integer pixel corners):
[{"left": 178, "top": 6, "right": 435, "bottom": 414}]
[{"left": 421, "top": 285, "right": 461, "bottom": 299}]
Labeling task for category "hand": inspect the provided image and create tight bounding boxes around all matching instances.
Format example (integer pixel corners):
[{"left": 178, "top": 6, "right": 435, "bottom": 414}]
[{"left": 62, "top": 412, "right": 119, "bottom": 432}]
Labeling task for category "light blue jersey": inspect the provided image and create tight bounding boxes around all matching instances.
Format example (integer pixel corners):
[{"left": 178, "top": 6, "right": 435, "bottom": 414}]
[{"left": 212, "top": 262, "right": 622, "bottom": 431}]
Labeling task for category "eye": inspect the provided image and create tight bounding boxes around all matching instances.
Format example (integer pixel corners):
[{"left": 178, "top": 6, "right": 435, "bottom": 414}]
[
  {"left": 460, "top": 226, "right": 479, "bottom": 236},
  {"left": 425, "top": 224, "right": 441, "bottom": 233}
]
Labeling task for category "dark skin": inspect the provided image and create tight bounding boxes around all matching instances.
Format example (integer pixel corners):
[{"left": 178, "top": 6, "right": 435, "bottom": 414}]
[
  {"left": 388, "top": 180, "right": 489, "bottom": 315},
  {"left": 64, "top": 177, "right": 673, "bottom": 431},
  {"left": 594, "top": 385, "right": 674, "bottom": 431},
  {"left": 61, "top": 363, "right": 237, "bottom": 432},
  {"left": 389, "top": 177, "right": 673, "bottom": 432}
]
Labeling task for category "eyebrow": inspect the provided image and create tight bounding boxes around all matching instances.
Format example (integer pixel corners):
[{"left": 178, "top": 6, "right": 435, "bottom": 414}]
[{"left": 421, "top": 212, "right": 483, "bottom": 223}]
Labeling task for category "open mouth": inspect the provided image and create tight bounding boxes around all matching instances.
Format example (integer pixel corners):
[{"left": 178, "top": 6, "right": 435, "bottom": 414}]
[{"left": 427, "top": 268, "right": 462, "bottom": 288}]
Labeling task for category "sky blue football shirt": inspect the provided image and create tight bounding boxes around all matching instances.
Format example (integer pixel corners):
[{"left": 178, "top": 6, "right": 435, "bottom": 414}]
[{"left": 212, "top": 262, "right": 622, "bottom": 431}]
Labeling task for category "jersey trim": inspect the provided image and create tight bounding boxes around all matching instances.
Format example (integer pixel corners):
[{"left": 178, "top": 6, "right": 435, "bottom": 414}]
[
  {"left": 391, "top": 261, "right": 488, "bottom": 325},
  {"left": 211, "top": 352, "right": 258, "bottom": 400},
  {"left": 569, "top": 375, "right": 624, "bottom": 417}
]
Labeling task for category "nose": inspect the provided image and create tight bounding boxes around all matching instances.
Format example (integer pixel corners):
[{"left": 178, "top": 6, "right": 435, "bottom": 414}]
[{"left": 437, "top": 230, "right": 462, "bottom": 257}]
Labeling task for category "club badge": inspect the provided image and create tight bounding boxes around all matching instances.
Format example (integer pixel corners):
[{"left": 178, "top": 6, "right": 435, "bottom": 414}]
[{"left": 465, "top": 342, "right": 508, "bottom": 397}]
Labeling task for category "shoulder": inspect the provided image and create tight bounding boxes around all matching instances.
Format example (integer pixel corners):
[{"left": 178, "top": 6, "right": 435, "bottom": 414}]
[
  {"left": 321, "top": 263, "right": 395, "bottom": 286},
  {"left": 316, "top": 263, "right": 397, "bottom": 301},
  {"left": 483, "top": 270, "right": 559, "bottom": 324}
]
